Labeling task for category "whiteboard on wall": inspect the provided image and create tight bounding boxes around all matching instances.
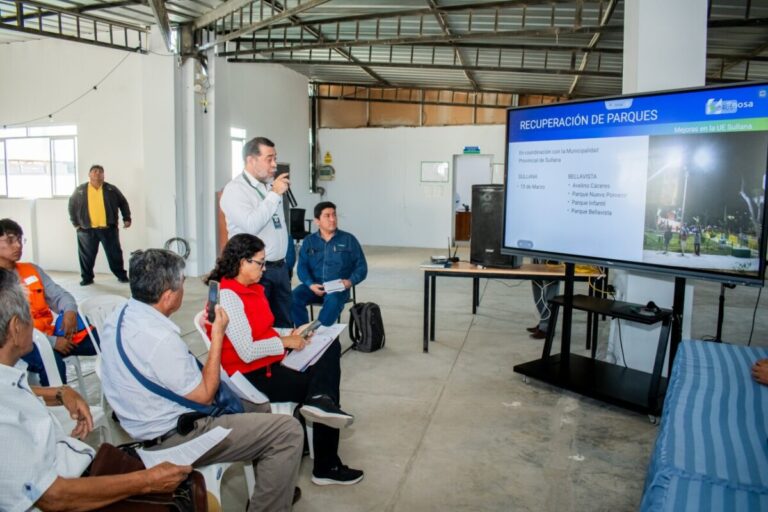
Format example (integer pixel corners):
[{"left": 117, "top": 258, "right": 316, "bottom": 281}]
[
  {"left": 453, "top": 154, "right": 492, "bottom": 211},
  {"left": 420, "top": 161, "right": 449, "bottom": 182}
]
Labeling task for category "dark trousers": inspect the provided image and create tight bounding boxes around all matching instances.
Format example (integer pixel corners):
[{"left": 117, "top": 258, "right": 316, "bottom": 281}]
[
  {"left": 22, "top": 330, "right": 100, "bottom": 386},
  {"left": 245, "top": 339, "right": 343, "bottom": 472},
  {"left": 77, "top": 227, "right": 128, "bottom": 282},
  {"left": 260, "top": 262, "right": 293, "bottom": 328},
  {"left": 291, "top": 284, "right": 350, "bottom": 327}
]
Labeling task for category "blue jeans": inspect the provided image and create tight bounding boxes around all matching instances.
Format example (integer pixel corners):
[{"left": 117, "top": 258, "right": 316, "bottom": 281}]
[
  {"left": 22, "top": 329, "right": 100, "bottom": 386},
  {"left": 291, "top": 284, "right": 350, "bottom": 327}
]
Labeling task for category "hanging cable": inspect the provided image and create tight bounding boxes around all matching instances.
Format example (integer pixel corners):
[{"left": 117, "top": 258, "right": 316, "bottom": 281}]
[{"left": 2, "top": 49, "right": 137, "bottom": 128}]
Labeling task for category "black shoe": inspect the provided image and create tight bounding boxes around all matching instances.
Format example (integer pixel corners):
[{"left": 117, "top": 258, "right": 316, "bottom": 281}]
[
  {"left": 80, "top": 279, "right": 94, "bottom": 286},
  {"left": 530, "top": 328, "right": 547, "bottom": 340},
  {"left": 117, "top": 277, "right": 129, "bottom": 283},
  {"left": 293, "top": 486, "right": 301, "bottom": 505},
  {"left": 312, "top": 465, "right": 364, "bottom": 486},
  {"left": 526, "top": 326, "right": 539, "bottom": 333},
  {"left": 300, "top": 395, "right": 354, "bottom": 429}
]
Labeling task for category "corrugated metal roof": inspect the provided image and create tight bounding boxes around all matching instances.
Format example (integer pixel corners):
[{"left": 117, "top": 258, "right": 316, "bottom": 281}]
[{"left": 2, "top": 0, "right": 767, "bottom": 98}]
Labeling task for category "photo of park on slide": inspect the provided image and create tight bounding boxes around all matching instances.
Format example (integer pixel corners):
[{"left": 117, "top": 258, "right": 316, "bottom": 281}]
[{"left": 642, "top": 131, "right": 768, "bottom": 276}]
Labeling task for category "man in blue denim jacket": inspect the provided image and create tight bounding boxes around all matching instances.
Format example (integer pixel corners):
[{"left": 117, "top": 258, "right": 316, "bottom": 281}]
[{"left": 291, "top": 202, "right": 367, "bottom": 327}]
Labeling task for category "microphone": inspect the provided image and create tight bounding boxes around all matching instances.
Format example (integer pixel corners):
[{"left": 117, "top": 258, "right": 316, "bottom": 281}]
[{"left": 274, "top": 167, "right": 297, "bottom": 208}]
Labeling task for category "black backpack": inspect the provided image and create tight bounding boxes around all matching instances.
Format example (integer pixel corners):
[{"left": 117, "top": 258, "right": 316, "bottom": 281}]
[{"left": 348, "top": 302, "right": 385, "bottom": 352}]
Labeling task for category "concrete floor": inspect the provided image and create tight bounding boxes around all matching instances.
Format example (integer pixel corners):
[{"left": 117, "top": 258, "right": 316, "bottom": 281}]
[{"left": 51, "top": 246, "right": 768, "bottom": 512}]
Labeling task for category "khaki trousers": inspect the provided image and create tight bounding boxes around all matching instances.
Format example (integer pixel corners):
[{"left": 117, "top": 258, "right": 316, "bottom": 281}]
[{"left": 151, "top": 402, "right": 303, "bottom": 512}]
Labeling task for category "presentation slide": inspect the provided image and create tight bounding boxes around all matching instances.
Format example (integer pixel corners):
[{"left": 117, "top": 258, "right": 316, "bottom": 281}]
[
  {"left": 503, "top": 83, "right": 768, "bottom": 281},
  {"left": 507, "top": 136, "right": 648, "bottom": 261}
]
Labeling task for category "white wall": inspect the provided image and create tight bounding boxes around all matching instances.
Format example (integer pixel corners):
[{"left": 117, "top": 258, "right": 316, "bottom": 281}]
[
  {"left": 316, "top": 125, "right": 506, "bottom": 248},
  {"left": 212, "top": 61, "right": 312, "bottom": 204},
  {"left": 0, "top": 34, "right": 176, "bottom": 273}
]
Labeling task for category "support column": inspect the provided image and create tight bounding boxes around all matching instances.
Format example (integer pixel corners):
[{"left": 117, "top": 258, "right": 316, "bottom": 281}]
[{"left": 606, "top": 0, "right": 707, "bottom": 373}]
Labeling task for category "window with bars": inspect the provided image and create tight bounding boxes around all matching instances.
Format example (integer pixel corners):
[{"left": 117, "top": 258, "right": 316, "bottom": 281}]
[{"left": 0, "top": 125, "right": 78, "bottom": 199}]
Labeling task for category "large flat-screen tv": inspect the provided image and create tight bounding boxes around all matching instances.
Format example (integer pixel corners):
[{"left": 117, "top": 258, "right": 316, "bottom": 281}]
[{"left": 502, "top": 82, "right": 768, "bottom": 286}]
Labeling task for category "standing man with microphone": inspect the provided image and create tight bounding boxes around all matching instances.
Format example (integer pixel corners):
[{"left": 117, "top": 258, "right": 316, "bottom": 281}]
[{"left": 220, "top": 137, "right": 293, "bottom": 327}]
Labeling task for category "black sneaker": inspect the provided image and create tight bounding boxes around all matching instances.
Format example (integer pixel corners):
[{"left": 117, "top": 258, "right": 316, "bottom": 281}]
[
  {"left": 117, "top": 277, "right": 129, "bottom": 283},
  {"left": 311, "top": 465, "right": 364, "bottom": 486},
  {"left": 300, "top": 395, "right": 354, "bottom": 429},
  {"left": 80, "top": 279, "right": 94, "bottom": 286}
]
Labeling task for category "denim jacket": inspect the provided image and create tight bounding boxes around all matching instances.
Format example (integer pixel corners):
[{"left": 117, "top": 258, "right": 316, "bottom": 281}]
[{"left": 297, "top": 229, "right": 367, "bottom": 288}]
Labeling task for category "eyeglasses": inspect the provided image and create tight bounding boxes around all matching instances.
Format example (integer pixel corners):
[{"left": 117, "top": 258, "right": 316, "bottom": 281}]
[
  {"left": 0, "top": 235, "right": 26, "bottom": 246},
  {"left": 246, "top": 258, "right": 267, "bottom": 269}
]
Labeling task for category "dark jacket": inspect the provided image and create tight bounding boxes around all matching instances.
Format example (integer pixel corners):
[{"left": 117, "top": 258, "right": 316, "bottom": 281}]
[
  {"left": 297, "top": 229, "right": 367, "bottom": 288},
  {"left": 68, "top": 182, "right": 131, "bottom": 229}
]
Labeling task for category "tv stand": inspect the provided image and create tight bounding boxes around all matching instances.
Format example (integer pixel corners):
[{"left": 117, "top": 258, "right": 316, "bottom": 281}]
[{"left": 513, "top": 294, "right": 673, "bottom": 416}]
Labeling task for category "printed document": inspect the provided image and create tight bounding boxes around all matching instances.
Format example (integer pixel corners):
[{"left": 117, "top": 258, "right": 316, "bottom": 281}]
[
  {"left": 226, "top": 371, "right": 269, "bottom": 404},
  {"left": 136, "top": 426, "right": 232, "bottom": 468},
  {"left": 282, "top": 324, "right": 347, "bottom": 372},
  {"left": 322, "top": 279, "right": 346, "bottom": 294}
]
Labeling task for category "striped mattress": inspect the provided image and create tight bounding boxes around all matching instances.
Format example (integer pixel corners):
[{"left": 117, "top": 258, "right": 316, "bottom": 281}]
[{"left": 640, "top": 340, "right": 768, "bottom": 511}]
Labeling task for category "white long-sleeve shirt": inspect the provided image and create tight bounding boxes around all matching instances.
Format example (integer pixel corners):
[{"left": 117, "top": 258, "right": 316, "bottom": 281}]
[{"left": 219, "top": 172, "right": 288, "bottom": 262}]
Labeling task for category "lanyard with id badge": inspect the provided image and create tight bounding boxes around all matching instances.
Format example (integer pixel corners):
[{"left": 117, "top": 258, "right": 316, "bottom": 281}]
[{"left": 242, "top": 172, "right": 283, "bottom": 229}]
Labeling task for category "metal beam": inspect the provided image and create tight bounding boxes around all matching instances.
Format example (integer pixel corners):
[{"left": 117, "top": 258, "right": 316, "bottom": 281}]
[
  {"left": 192, "top": 0, "right": 255, "bottom": 29},
  {"left": 197, "top": 0, "right": 331, "bottom": 51},
  {"left": 0, "top": 1, "right": 142, "bottom": 24},
  {"left": 312, "top": 80, "right": 571, "bottom": 99},
  {"left": 0, "top": 0, "right": 148, "bottom": 52},
  {"left": 223, "top": 38, "right": 626, "bottom": 54},
  {"left": 219, "top": 25, "right": 614, "bottom": 54},
  {"left": 709, "top": 38, "right": 768, "bottom": 80},
  {"left": 257, "top": 0, "right": 390, "bottom": 86},
  {"left": 266, "top": 0, "right": 588, "bottom": 31},
  {"left": 427, "top": 0, "right": 479, "bottom": 91},
  {"left": 228, "top": 57, "right": 621, "bottom": 78},
  {"left": 147, "top": 0, "right": 174, "bottom": 52},
  {"left": 567, "top": 0, "right": 617, "bottom": 97}
]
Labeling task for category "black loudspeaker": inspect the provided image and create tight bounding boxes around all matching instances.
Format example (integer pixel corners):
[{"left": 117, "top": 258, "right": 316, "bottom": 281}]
[{"left": 470, "top": 184, "right": 520, "bottom": 268}]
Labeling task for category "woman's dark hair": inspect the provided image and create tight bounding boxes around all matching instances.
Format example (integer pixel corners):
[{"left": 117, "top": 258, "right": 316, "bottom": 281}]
[{"left": 205, "top": 234, "right": 265, "bottom": 284}]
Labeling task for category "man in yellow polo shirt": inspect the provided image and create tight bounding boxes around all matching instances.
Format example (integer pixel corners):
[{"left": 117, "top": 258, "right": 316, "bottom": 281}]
[{"left": 67, "top": 165, "right": 131, "bottom": 286}]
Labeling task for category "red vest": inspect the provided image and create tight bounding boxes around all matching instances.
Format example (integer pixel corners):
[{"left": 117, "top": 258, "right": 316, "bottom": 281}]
[
  {"left": 16, "top": 262, "right": 55, "bottom": 335},
  {"left": 207, "top": 277, "right": 285, "bottom": 376}
]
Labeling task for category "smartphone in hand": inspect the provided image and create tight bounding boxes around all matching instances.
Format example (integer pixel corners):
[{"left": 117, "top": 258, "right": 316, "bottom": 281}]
[
  {"left": 207, "top": 281, "right": 220, "bottom": 323},
  {"left": 299, "top": 319, "right": 322, "bottom": 338}
]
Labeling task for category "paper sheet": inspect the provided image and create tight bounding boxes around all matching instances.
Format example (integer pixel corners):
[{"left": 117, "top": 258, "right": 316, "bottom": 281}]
[
  {"left": 136, "top": 426, "right": 232, "bottom": 468},
  {"left": 281, "top": 324, "right": 347, "bottom": 372},
  {"left": 322, "top": 279, "right": 346, "bottom": 294},
  {"left": 227, "top": 371, "right": 269, "bottom": 404}
]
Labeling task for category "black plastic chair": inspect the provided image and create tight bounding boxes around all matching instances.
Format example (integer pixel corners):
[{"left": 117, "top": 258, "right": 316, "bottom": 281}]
[
  {"left": 289, "top": 208, "right": 311, "bottom": 241},
  {"left": 310, "top": 285, "right": 357, "bottom": 322}
]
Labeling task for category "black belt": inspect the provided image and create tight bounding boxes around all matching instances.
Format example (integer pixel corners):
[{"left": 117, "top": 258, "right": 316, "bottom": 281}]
[
  {"left": 141, "top": 428, "right": 178, "bottom": 448},
  {"left": 266, "top": 259, "right": 285, "bottom": 267}
]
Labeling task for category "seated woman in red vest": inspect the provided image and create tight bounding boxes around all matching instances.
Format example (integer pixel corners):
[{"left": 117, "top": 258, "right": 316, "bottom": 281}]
[
  {"left": 205, "top": 233, "right": 363, "bottom": 486},
  {"left": 0, "top": 219, "right": 99, "bottom": 386}
]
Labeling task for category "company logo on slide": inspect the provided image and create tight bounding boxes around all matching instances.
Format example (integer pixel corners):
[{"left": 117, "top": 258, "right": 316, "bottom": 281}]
[
  {"left": 517, "top": 240, "right": 534, "bottom": 249},
  {"left": 705, "top": 97, "right": 753, "bottom": 115}
]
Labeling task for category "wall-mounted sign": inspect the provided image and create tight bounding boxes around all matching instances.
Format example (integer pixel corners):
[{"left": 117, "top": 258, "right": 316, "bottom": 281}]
[
  {"left": 463, "top": 146, "right": 480, "bottom": 154},
  {"left": 323, "top": 151, "right": 333, "bottom": 164}
]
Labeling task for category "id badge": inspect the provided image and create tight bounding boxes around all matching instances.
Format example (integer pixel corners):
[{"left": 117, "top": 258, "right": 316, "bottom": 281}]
[{"left": 272, "top": 214, "right": 282, "bottom": 229}]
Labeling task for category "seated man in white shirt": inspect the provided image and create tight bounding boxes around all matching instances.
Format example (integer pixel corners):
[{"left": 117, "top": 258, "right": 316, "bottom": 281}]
[
  {"left": 100, "top": 249, "right": 303, "bottom": 512},
  {"left": 0, "top": 268, "right": 191, "bottom": 512}
]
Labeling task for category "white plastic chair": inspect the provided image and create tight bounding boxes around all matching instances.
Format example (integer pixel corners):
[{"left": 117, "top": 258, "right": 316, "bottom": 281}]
[
  {"left": 78, "top": 294, "right": 127, "bottom": 408},
  {"left": 192, "top": 311, "right": 309, "bottom": 449},
  {"left": 31, "top": 329, "right": 111, "bottom": 444},
  {"left": 45, "top": 313, "right": 88, "bottom": 401}
]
